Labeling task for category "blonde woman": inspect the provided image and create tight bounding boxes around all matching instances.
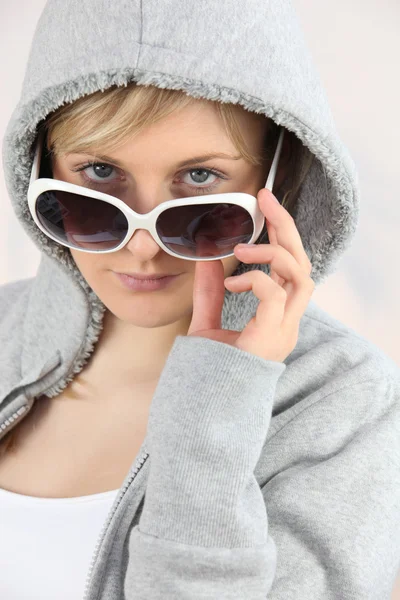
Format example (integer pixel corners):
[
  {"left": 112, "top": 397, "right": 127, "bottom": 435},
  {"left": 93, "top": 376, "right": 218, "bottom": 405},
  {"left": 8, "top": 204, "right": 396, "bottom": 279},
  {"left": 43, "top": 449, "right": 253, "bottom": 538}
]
[{"left": 0, "top": 0, "right": 399, "bottom": 599}]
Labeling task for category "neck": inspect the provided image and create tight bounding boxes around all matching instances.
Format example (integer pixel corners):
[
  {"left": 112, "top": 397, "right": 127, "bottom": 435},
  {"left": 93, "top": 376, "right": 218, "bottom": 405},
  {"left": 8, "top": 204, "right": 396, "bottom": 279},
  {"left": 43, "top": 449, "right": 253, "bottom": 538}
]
[{"left": 81, "top": 309, "right": 192, "bottom": 389}]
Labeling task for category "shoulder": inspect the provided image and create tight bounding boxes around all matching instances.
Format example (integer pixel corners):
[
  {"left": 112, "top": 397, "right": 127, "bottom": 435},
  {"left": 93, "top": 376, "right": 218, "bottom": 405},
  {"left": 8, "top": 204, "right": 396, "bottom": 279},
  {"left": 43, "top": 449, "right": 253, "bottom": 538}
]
[
  {"left": 296, "top": 299, "right": 399, "bottom": 383},
  {"left": 258, "top": 301, "right": 399, "bottom": 490},
  {"left": 272, "top": 300, "right": 400, "bottom": 432},
  {"left": 0, "top": 276, "right": 33, "bottom": 302},
  {"left": 0, "top": 277, "right": 34, "bottom": 329}
]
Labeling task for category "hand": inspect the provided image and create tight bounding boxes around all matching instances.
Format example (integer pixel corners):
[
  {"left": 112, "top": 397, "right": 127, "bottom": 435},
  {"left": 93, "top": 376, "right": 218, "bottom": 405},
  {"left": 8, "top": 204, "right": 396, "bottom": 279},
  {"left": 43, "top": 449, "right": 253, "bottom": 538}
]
[{"left": 186, "top": 188, "right": 315, "bottom": 363}]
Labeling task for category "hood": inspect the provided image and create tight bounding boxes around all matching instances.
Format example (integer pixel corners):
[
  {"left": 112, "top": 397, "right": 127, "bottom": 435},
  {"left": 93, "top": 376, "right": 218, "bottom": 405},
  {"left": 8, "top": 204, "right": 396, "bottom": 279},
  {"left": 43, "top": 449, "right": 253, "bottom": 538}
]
[{"left": 1, "top": 0, "right": 360, "bottom": 400}]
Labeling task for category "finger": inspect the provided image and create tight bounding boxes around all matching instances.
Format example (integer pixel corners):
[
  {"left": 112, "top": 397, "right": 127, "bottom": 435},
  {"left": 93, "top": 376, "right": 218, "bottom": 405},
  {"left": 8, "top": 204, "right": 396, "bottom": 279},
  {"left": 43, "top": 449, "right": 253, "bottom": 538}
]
[
  {"left": 258, "top": 190, "right": 293, "bottom": 287},
  {"left": 234, "top": 243, "right": 315, "bottom": 323},
  {"left": 264, "top": 218, "right": 284, "bottom": 286},
  {"left": 282, "top": 274, "right": 315, "bottom": 336},
  {"left": 266, "top": 211, "right": 278, "bottom": 246},
  {"left": 188, "top": 259, "right": 225, "bottom": 334},
  {"left": 227, "top": 251, "right": 315, "bottom": 342},
  {"left": 234, "top": 243, "right": 303, "bottom": 287},
  {"left": 257, "top": 188, "right": 312, "bottom": 275},
  {"left": 224, "top": 269, "right": 287, "bottom": 333}
]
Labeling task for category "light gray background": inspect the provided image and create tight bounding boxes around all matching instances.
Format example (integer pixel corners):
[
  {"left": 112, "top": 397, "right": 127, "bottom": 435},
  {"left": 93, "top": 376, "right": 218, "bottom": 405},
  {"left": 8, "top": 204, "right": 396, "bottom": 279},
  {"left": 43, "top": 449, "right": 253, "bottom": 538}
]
[{"left": 1, "top": 1, "right": 400, "bottom": 595}]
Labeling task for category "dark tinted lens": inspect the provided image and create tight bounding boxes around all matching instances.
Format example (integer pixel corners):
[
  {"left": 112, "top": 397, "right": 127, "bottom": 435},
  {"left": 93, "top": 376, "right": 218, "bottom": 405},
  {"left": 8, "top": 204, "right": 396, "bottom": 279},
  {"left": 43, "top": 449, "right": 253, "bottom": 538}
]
[
  {"left": 156, "top": 202, "right": 254, "bottom": 258},
  {"left": 36, "top": 190, "right": 128, "bottom": 251}
]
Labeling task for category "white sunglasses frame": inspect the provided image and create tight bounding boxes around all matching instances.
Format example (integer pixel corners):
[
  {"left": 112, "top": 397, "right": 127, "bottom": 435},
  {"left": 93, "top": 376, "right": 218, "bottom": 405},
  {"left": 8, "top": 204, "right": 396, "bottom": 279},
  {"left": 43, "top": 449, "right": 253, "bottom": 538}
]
[{"left": 27, "top": 126, "right": 285, "bottom": 261}]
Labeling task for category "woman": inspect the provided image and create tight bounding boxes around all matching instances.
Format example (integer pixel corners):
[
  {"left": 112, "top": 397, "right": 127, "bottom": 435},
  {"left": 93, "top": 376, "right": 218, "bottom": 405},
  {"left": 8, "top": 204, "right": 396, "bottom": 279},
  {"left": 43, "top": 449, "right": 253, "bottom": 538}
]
[{"left": 0, "top": 0, "right": 399, "bottom": 598}]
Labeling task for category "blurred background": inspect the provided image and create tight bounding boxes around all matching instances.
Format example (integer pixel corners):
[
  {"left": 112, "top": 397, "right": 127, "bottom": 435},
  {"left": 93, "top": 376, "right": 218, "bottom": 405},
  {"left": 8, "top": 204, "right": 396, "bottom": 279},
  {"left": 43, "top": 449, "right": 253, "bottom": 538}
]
[{"left": 1, "top": 0, "right": 399, "bottom": 597}]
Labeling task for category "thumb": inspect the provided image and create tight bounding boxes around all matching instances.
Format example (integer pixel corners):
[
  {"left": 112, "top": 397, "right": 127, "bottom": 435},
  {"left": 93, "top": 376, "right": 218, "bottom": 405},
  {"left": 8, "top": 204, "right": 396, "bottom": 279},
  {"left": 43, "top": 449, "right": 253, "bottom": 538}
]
[{"left": 187, "top": 258, "right": 226, "bottom": 335}]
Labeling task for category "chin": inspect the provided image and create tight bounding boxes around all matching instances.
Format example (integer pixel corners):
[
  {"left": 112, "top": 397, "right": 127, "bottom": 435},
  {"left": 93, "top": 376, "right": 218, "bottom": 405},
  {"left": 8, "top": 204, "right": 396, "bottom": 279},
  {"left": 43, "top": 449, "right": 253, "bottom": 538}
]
[
  {"left": 99, "top": 289, "right": 192, "bottom": 327},
  {"left": 77, "top": 268, "right": 193, "bottom": 324},
  {"left": 106, "top": 307, "right": 190, "bottom": 329}
]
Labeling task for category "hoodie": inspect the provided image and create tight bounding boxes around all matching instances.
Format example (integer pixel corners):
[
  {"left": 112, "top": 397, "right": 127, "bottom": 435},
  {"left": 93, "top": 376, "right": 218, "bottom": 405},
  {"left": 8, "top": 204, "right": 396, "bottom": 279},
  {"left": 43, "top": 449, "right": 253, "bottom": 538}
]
[{"left": 1, "top": 0, "right": 400, "bottom": 598}]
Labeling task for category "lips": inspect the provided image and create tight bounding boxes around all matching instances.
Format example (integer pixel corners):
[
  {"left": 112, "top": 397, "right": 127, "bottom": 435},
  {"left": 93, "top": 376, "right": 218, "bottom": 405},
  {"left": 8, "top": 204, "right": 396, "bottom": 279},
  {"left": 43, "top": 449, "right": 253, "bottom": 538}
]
[
  {"left": 115, "top": 272, "right": 176, "bottom": 280},
  {"left": 114, "top": 272, "right": 181, "bottom": 291}
]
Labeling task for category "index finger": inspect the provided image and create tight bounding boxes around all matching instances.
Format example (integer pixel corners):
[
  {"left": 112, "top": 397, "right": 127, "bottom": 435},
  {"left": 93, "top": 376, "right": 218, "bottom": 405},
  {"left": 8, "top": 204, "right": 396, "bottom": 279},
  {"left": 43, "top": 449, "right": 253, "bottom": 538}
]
[{"left": 258, "top": 188, "right": 312, "bottom": 275}]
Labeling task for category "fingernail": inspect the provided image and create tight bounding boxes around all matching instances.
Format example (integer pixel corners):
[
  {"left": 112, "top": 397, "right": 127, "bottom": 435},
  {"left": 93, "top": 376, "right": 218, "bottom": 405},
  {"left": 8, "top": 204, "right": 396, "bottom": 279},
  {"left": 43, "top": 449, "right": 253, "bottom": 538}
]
[{"left": 237, "top": 243, "right": 257, "bottom": 248}]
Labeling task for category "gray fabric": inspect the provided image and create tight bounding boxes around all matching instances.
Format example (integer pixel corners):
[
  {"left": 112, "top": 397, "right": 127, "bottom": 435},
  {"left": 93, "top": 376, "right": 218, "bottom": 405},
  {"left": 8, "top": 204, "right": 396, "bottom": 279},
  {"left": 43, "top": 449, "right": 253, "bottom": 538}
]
[{"left": 0, "top": 1, "right": 399, "bottom": 598}]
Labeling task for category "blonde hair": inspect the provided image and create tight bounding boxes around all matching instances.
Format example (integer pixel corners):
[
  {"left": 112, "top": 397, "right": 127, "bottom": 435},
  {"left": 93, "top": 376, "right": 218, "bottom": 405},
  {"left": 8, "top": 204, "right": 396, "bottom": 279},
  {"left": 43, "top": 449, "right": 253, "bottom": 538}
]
[
  {"left": 0, "top": 83, "right": 314, "bottom": 457},
  {"left": 41, "top": 81, "right": 314, "bottom": 214}
]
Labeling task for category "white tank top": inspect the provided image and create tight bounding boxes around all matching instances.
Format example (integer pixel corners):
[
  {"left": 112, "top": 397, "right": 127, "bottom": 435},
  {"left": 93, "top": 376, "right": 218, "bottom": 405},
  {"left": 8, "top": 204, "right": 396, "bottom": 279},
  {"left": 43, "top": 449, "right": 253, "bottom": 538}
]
[{"left": 0, "top": 485, "right": 120, "bottom": 599}]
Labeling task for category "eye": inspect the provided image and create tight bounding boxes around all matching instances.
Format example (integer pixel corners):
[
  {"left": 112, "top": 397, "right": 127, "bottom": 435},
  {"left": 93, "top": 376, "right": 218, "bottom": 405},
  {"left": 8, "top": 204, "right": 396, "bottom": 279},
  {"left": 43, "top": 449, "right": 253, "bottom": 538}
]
[
  {"left": 178, "top": 167, "right": 227, "bottom": 193},
  {"left": 181, "top": 168, "right": 217, "bottom": 186},
  {"left": 72, "top": 163, "right": 228, "bottom": 191},
  {"left": 73, "top": 162, "right": 118, "bottom": 183}
]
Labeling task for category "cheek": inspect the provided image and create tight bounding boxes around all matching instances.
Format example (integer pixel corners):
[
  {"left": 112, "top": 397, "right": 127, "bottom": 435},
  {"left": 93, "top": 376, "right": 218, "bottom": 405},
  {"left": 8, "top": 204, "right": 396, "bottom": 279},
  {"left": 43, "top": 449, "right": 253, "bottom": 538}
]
[{"left": 69, "top": 249, "right": 100, "bottom": 283}]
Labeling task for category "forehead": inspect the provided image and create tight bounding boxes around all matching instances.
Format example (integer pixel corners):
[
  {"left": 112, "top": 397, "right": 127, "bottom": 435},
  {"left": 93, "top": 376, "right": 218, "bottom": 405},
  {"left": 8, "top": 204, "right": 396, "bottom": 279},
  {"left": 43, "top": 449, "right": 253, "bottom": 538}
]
[{"left": 52, "top": 99, "right": 269, "bottom": 170}]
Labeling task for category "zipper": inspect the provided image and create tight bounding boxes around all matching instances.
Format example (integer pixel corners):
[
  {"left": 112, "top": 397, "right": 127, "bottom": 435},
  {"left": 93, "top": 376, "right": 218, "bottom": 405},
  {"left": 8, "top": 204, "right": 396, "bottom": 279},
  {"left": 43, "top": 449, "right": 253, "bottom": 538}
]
[
  {"left": 82, "top": 450, "right": 150, "bottom": 600},
  {"left": 0, "top": 353, "right": 149, "bottom": 599},
  {"left": 0, "top": 404, "right": 29, "bottom": 438},
  {"left": 0, "top": 352, "right": 62, "bottom": 441}
]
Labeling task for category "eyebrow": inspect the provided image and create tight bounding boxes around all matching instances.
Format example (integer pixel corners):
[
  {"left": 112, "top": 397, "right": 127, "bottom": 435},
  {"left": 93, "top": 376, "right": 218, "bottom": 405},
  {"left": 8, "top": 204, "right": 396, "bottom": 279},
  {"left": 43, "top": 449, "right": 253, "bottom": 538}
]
[{"left": 71, "top": 151, "right": 243, "bottom": 169}]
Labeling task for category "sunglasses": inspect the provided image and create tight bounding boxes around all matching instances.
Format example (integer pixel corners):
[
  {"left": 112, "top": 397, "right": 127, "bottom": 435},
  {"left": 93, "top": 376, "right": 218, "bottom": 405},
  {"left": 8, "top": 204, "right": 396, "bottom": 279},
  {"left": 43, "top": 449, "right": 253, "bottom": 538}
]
[{"left": 27, "top": 126, "right": 284, "bottom": 262}]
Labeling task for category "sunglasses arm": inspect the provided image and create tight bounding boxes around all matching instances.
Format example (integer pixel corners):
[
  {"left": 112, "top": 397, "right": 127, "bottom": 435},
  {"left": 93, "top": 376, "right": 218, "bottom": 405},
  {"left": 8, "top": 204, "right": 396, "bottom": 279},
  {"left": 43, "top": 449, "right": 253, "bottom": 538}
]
[{"left": 264, "top": 128, "right": 285, "bottom": 192}]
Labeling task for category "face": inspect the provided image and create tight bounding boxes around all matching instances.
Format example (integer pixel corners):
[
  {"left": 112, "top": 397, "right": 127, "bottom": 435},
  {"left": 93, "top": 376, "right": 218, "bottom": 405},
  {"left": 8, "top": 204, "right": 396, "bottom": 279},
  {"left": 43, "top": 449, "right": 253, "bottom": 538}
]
[{"left": 51, "top": 100, "right": 272, "bottom": 329}]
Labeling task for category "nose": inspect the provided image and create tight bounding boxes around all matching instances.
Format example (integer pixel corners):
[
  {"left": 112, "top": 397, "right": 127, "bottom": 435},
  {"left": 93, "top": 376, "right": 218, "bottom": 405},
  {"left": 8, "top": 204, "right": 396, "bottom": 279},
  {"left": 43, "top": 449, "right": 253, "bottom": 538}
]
[
  {"left": 118, "top": 182, "right": 172, "bottom": 258},
  {"left": 120, "top": 179, "right": 169, "bottom": 214},
  {"left": 124, "top": 227, "right": 162, "bottom": 259}
]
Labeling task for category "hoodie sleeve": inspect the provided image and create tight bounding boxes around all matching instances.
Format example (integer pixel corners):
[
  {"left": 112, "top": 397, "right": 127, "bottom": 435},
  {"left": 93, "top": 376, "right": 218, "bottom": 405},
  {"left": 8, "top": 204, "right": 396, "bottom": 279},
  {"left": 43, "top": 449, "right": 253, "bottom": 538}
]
[
  {"left": 124, "top": 334, "right": 285, "bottom": 599},
  {"left": 123, "top": 335, "right": 400, "bottom": 599}
]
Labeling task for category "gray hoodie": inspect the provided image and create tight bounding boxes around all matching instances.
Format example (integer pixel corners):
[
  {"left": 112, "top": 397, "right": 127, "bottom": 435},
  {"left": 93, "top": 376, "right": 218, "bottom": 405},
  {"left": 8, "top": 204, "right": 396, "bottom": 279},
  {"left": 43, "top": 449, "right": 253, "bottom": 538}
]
[{"left": 1, "top": 1, "right": 400, "bottom": 598}]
